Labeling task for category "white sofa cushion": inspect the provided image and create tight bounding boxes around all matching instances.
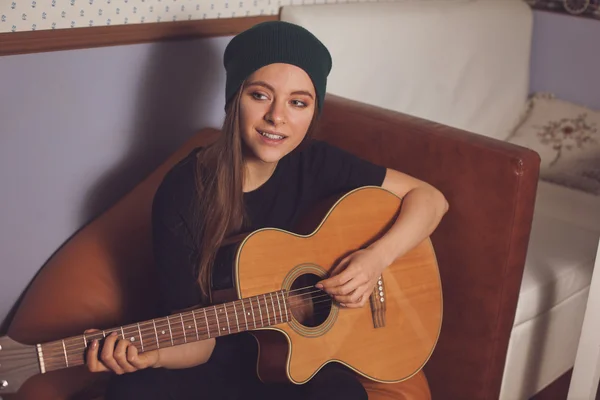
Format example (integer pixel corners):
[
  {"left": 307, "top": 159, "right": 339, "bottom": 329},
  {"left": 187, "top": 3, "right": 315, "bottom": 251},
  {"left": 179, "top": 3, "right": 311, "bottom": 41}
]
[
  {"left": 516, "top": 179, "right": 600, "bottom": 327},
  {"left": 515, "top": 208, "right": 599, "bottom": 327},
  {"left": 508, "top": 93, "right": 600, "bottom": 196},
  {"left": 281, "top": 0, "right": 533, "bottom": 141},
  {"left": 534, "top": 180, "right": 600, "bottom": 232}
]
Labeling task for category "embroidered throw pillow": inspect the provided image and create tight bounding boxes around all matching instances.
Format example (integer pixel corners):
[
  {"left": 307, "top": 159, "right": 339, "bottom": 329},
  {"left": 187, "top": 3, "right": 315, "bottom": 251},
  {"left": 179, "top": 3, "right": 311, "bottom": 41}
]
[{"left": 508, "top": 93, "right": 600, "bottom": 195}]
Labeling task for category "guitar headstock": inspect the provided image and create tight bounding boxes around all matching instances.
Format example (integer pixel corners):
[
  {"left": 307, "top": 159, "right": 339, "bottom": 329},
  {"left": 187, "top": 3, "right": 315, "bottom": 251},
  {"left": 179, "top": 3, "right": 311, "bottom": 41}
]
[{"left": 0, "top": 335, "right": 40, "bottom": 395}]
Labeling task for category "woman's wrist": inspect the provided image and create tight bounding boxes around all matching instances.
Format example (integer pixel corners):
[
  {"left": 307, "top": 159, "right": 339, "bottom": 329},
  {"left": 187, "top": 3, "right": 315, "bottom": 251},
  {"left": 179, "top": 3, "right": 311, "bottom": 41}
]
[
  {"left": 367, "top": 239, "right": 398, "bottom": 270},
  {"left": 151, "top": 349, "right": 162, "bottom": 368}
]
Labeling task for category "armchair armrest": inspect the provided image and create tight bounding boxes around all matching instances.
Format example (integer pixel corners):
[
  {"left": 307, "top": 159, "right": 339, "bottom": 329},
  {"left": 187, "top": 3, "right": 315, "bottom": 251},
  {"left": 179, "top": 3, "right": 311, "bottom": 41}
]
[{"left": 317, "top": 94, "right": 540, "bottom": 400}]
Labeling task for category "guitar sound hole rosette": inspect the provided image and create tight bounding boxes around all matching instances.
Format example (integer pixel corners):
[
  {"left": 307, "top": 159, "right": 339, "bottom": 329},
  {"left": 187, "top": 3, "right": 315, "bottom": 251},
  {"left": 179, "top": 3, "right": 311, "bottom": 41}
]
[{"left": 282, "top": 264, "right": 338, "bottom": 338}]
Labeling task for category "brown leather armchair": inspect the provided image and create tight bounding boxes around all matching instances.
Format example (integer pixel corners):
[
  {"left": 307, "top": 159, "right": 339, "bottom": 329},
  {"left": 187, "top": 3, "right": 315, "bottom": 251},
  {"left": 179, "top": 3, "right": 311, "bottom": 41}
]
[{"left": 4, "top": 94, "right": 540, "bottom": 400}]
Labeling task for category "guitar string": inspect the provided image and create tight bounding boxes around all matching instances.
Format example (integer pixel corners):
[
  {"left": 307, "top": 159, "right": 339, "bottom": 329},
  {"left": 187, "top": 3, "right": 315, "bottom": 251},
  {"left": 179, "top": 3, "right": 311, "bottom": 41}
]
[
  {"left": 199, "top": 283, "right": 344, "bottom": 298},
  {"left": 35, "top": 295, "right": 372, "bottom": 365},
  {"left": 3, "top": 285, "right": 390, "bottom": 368},
  {"left": 41, "top": 288, "right": 338, "bottom": 350},
  {"left": 4, "top": 285, "right": 389, "bottom": 370},
  {"left": 37, "top": 294, "right": 391, "bottom": 371},
  {"left": 36, "top": 305, "right": 361, "bottom": 371},
  {"left": 48, "top": 296, "right": 348, "bottom": 359},
  {"left": 10, "top": 285, "right": 366, "bottom": 356},
  {"left": 38, "top": 290, "right": 362, "bottom": 361},
  {"left": 31, "top": 281, "right": 385, "bottom": 365},
  {"left": 40, "top": 288, "right": 365, "bottom": 353},
  {"left": 43, "top": 295, "right": 331, "bottom": 351}
]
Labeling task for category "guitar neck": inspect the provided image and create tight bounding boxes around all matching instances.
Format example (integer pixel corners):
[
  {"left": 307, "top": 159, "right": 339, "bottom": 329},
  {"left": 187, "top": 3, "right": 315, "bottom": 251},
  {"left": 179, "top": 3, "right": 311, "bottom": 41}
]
[{"left": 37, "top": 290, "right": 290, "bottom": 373}]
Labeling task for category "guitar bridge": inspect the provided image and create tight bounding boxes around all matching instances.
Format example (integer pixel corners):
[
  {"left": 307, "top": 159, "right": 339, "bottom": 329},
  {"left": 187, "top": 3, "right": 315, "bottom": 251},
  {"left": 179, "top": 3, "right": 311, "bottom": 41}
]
[{"left": 370, "top": 275, "right": 386, "bottom": 328}]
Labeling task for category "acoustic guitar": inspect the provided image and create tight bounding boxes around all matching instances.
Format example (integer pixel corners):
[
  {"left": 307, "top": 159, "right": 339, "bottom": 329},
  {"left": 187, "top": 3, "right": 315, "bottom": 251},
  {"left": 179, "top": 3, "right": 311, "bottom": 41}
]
[{"left": 0, "top": 186, "right": 443, "bottom": 395}]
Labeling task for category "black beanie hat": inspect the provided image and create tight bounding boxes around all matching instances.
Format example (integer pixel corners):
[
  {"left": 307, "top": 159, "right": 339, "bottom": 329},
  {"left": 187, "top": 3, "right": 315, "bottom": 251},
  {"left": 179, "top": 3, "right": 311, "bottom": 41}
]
[{"left": 223, "top": 21, "right": 332, "bottom": 115}]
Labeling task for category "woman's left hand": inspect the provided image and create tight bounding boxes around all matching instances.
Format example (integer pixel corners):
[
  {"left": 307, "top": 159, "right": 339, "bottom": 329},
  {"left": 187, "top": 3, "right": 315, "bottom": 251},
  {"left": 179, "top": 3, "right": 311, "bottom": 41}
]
[{"left": 316, "top": 248, "right": 388, "bottom": 308}]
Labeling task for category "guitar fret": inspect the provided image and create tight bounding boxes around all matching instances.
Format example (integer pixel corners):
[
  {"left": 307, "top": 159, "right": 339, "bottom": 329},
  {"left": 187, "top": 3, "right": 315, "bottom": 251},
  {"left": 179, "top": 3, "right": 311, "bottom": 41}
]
[
  {"left": 152, "top": 319, "right": 160, "bottom": 348},
  {"left": 122, "top": 326, "right": 128, "bottom": 342},
  {"left": 204, "top": 308, "right": 211, "bottom": 339},
  {"left": 233, "top": 301, "right": 240, "bottom": 332},
  {"left": 256, "top": 296, "right": 264, "bottom": 327},
  {"left": 180, "top": 314, "right": 187, "bottom": 343},
  {"left": 137, "top": 323, "right": 144, "bottom": 352},
  {"left": 275, "top": 292, "right": 283, "bottom": 323},
  {"left": 166, "top": 317, "right": 174, "bottom": 346},
  {"left": 270, "top": 293, "right": 277, "bottom": 324},
  {"left": 62, "top": 340, "right": 68, "bottom": 367},
  {"left": 241, "top": 299, "right": 249, "bottom": 330},
  {"left": 214, "top": 306, "right": 221, "bottom": 335},
  {"left": 264, "top": 294, "right": 271, "bottom": 326},
  {"left": 192, "top": 310, "right": 200, "bottom": 341},
  {"left": 224, "top": 304, "right": 231, "bottom": 334},
  {"left": 282, "top": 291, "right": 289, "bottom": 321},
  {"left": 250, "top": 297, "right": 257, "bottom": 328},
  {"left": 121, "top": 326, "right": 125, "bottom": 340},
  {"left": 83, "top": 333, "right": 88, "bottom": 348}
]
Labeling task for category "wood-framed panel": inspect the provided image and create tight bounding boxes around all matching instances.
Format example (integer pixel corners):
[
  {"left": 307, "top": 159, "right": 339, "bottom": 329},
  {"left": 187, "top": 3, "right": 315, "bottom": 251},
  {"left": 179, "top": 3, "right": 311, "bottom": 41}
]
[{"left": 0, "top": 15, "right": 278, "bottom": 57}]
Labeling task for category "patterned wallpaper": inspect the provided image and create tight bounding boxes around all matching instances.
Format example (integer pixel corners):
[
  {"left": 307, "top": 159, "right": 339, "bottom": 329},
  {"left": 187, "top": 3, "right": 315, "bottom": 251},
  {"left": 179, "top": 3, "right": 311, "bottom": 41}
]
[
  {"left": 527, "top": 0, "right": 600, "bottom": 20},
  {"left": 4, "top": 1, "right": 598, "bottom": 35},
  {"left": 0, "top": 0, "right": 380, "bottom": 34}
]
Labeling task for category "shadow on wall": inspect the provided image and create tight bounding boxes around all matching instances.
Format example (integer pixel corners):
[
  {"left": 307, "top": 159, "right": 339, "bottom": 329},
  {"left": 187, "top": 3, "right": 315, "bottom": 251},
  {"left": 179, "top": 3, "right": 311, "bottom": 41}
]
[{"left": 81, "top": 37, "right": 225, "bottom": 224}]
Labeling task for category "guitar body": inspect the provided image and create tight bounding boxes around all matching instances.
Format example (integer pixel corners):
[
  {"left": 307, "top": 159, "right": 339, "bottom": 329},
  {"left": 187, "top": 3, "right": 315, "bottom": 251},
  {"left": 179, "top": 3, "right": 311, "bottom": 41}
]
[{"left": 232, "top": 186, "right": 443, "bottom": 385}]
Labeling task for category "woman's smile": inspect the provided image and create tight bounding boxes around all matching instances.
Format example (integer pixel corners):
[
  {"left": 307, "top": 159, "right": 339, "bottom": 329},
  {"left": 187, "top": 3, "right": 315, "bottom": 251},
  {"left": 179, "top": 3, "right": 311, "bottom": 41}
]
[{"left": 256, "top": 128, "right": 288, "bottom": 145}]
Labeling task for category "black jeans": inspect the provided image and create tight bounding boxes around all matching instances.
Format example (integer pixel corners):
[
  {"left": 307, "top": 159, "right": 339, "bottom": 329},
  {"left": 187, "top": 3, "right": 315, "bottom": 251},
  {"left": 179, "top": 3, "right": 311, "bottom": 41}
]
[{"left": 105, "top": 333, "right": 368, "bottom": 400}]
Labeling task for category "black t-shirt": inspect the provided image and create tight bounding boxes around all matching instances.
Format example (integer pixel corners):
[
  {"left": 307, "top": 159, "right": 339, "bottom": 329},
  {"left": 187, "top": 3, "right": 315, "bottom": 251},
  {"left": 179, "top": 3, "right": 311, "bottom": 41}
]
[{"left": 151, "top": 139, "right": 387, "bottom": 316}]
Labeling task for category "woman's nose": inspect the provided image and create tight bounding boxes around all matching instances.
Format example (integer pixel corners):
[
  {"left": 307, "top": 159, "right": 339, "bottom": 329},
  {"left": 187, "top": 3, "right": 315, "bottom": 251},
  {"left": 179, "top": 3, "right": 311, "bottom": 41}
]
[{"left": 265, "top": 101, "right": 286, "bottom": 126}]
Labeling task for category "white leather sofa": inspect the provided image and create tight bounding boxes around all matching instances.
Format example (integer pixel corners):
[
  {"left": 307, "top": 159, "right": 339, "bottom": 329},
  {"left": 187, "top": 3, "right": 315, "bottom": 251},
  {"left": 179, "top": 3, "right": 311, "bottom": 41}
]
[{"left": 281, "top": 1, "right": 600, "bottom": 398}]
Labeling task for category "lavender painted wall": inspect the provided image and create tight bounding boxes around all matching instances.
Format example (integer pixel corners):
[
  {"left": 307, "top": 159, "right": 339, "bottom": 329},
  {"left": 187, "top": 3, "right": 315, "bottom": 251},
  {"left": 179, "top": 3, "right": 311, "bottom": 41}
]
[
  {"left": 530, "top": 10, "right": 600, "bottom": 109},
  {"left": 0, "top": 37, "right": 232, "bottom": 331}
]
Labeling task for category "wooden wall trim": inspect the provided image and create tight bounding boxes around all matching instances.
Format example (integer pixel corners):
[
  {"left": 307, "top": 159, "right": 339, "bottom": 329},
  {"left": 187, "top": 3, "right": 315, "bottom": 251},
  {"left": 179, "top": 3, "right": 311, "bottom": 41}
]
[{"left": 0, "top": 15, "right": 278, "bottom": 57}]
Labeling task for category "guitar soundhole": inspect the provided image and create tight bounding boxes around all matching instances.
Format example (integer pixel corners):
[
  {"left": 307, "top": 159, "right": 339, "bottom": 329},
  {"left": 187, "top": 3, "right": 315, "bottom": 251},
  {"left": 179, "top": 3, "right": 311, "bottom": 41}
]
[{"left": 289, "top": 273, "right": 332, "bottom": 328}]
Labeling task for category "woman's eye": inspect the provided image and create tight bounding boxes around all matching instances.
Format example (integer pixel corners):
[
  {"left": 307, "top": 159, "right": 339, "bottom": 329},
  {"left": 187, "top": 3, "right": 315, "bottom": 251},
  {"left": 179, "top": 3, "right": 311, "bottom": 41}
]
[
  {"left": 251, "top": 92, "right": 268, "bottom": 100},
  {"left": 291, "top": 100, "right": 307, "bottom": 108}
]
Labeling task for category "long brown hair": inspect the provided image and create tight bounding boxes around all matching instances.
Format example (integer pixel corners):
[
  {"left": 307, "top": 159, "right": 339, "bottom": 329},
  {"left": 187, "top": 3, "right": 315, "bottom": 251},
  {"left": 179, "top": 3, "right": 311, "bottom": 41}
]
[{"left": 193, "top": 84, "right": 319, "bottom": 301}]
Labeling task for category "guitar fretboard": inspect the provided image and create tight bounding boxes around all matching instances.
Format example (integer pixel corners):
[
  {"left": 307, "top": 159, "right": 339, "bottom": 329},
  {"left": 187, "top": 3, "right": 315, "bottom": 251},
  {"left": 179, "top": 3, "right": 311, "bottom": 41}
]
[{"left": 37, "top": 290, "right": 290, "bottom": 373}]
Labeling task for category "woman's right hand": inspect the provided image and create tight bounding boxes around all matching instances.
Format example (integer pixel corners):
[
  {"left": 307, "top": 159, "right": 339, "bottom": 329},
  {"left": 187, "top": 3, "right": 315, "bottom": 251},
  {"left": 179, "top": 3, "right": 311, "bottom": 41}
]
[{"left": 85, "top": 329, "right": 160, "bottom": 375}]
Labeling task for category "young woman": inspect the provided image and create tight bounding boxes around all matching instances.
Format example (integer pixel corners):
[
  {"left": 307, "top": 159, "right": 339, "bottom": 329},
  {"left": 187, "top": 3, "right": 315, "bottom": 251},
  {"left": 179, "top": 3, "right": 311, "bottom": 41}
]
[{"left": 85, "top": 21, "right": 448, "bottom": 399}]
